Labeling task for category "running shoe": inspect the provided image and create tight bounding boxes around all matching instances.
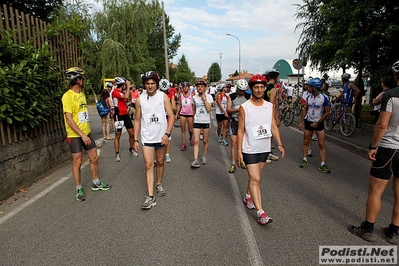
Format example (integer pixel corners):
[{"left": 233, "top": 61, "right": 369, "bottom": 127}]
[
  {"left": 165, "top": 154, "right": 171, "bottom": 163},
  {"left": 141, "top": 196, "right": 156, "bottom": 210},
  {"left": 268, "top": 153, "right": 279, "bottom": 161},
  {"left": 319, "top": 164, "right": 331, "bottom": 174},
  {"left": 240, "top": 161, "right": 247, "bottom": 169},
  {"left": 307, "top": 148, "right": 313, "bottom": 157},
  {"left": 191, "top": 159, "right": 200, "bottom": 168},
  {"left": 348, "top": 225, "right": 376, "bottom": 242},
  {"left": 312, "top": 133, "right": 318, "bottom": 141},
  {"left": 383, "top": 227, "right": 399, "bottom": 244},
  {"left": 243, "top": 196, "right": 255, "bottom": 210},
  {"left": 76, "top": 188, "right": 86, "bottom": 202},
  {"left": 257, "top": 212, "right": 273, "bottom": 225},
  {"left": 181, "top": 143, "right": 187, "bottom": 151},
  {"left": 228, "top": 164, "right": 236, "bottom": 173},
  {"left": 129, "top": 147, "right": 139, "bottom": 157},
  {"left": 200, "top": 134, "right": 203, "bottom": 140},
  {"left": 189, "top": 138, "right": 194, "bottom": 146},
  {"left": 217, "top": 136, "right": 222, "bottom": 143},
  {"left": 221, "top": 139, "right": 228, "bottom": 146},
  {"left": 299, "top": 159, "right": 308, "bottom": 168},
  {"left": 155, "top": 184, "right": 166, "bottom": 197},
  {"left": 91, "top": 180, "right": 112, "bottom": 191},
  {"left": 265, "top": 159, "right": 272, "bottom": 164},
  {"left": 115, "top": 153, "right": 121, "bottom": 162},
  {"left": 201, "top": 156, "right": 207, "bottom": 164}
]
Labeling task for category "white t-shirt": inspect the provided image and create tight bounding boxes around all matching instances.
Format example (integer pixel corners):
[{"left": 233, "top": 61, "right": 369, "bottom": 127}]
[
  {"left": 139, "top": 90, "right": 167, "bottom": 143},
  {"left": 193, "top": 94, "right": 214, "bottom": 124},
  {"left": 241, "top": 99, "right": 273, "bottom": 154},
  {"left": 286, "top": 86, "right": 294, "bottom": 97},
  {"left": 209, "top": 86, "right": 217, "bottom": 95}
]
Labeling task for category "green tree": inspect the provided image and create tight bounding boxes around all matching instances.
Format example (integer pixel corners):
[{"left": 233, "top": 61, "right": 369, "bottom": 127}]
[
  {"left": 207, "top": 62, "right": 221, "bottom": 83},
  {"left": 5, "top": 0, "right": 62, "bottom": 22},
  {"left": 172, "top": 54, "right": 195, "bottom": 84}
]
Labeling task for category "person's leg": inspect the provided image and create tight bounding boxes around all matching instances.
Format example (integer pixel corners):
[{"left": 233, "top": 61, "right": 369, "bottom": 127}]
[
  {"left": 101, "top": 117, "right": 106, "bottom": 138},
  {"left": 105, "top": 116, "right": 111, "bottom": 139},
  {"left": 127, "top": 128, "right": 134, "bottom": 149},
  {"left": 302, "top": 130, "right": 312, "bottom": 158},
  {"left": 71, "top": 152, "right": 83, "bottom": 186},
  {"left": 365, "top": 175, "right": 390, "bottom": 223},
  {"left": 142, "top": 146, "right": 156, "bottom": 196},
  {"left": 192, "top": 128, "right": 201, "bottom": 160},
  {"left": 114, "top": 131, "right": 121, "bottom": 153},
  {"left": 316, "top": 129, "right": 326, "bottom": 162},
  {"left": 155, "top": 146, "right": 166, "bottom": 185},
  {"left": 391, "top": 177, "right": 399, "bottom": 226},
  {"left": 86, "top": 148, "right": 99, "bottom": 180},
  {"left": 180, "top": 116, "right": 187, "bottom": 145},
  {"left": 187, "top": 116, "right": 194, "bottom": 144},
  {"left": 202, "top": 128, "right": 210, "bottom": 156},
  {"left": 230, "top": 134, "right": 238, "bottom": 164},
  {"left": 217, "top": 121, "right": 222, "bottom": 139},
  {"left": 222, "top": 119, "right": 229, "bottom": 141}
]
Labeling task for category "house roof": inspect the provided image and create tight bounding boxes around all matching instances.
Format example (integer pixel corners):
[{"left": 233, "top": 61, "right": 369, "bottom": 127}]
[{"left": 226, "top": 72, "right": 254, "bottom": 81}]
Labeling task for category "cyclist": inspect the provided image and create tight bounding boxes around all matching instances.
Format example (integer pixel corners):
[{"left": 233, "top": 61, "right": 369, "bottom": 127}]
[
  {"left": 237, "top": 74, "right": 285, "bottom": 225},
  {"left": 159, "top": 78, "right": 176, "bottom": 163},
  {"left": 176, "top": 82, "right": 194, "bottom": 151},
  {"left": 337, "top": 73, "right": 360, "bottom": 114},
  {"left": 191, "top": 80, "right": 213, "bottom": 168},
  {"left": 301, "top": 80, "right": 314, "bottom": 157},
  {"left": 348, "top": 60, "right": 399, "bottom": 244},
  {"left": 227, "top": 79, "right": 248, "bottom": 173},
  {"left": 111, "top": 77, "right": 135, "bottom": 162},
  {"left": 264, "top": 69, "right": 280, "bottom": 163},
  {"left": 298, "top": 77, "right": 331, "bottom": 173}
]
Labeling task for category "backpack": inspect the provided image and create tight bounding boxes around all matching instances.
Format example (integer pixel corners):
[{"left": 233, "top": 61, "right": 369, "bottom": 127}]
[{"left": 96, "top": 99, "right": 109, "bottom": 116}]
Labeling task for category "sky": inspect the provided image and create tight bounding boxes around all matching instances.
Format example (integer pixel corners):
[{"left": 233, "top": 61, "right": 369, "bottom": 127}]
[{"left": 88, "top": 0, "right": 306, "bottom": 80}]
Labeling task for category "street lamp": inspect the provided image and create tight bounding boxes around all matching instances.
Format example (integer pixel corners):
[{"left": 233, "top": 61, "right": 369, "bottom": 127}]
[
  {"left": 219, "top": 53, "right": 223, "bottom": 80},
  {"left": 226, "top": 33, "right": 241, "bottom": 79}
]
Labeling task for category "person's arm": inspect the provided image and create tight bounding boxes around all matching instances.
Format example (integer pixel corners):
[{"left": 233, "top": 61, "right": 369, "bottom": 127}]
[
  {"left": 133, "top": 96, "right": 141, "bottom": 153},
  {"left": 170, "top": 95, "right": 177, "bottom": 112},
  {"left": 269, "top": 88, "right": 280, "bottom": 125},
  {"left": 350, "top": 82, "right": 361, "bottom": 104},
  {"left": 176, "top": 95, "right": 182, "bottom": 118},
  {"left": 162, "top": 93, "right": 175, "bottom": 145},
  {"left": 236, "top": 106, "right": 245, "bottom": 166},
  {"left": 373, "top": 92, "right": 384, "bottom": 105},
  {"left": 226, "top": 97, "right": 237, "bottom": 114},
  {"left": 202, "top": 94, "right": 212, "bottom": 112},
  {"left": 369, "top": 110, "right": 391, "bottom": 161},
  {"left": 271, "top": 107, "right": 285, "bottom": 158},
  {"left": 64, "top": 112, "right": 91, "bottom": 146}
]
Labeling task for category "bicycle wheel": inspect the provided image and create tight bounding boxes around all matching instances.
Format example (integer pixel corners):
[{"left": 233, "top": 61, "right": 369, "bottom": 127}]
[
  {"left": 283, "top": 109, "right": 294, "bottom": 126},
  {"left": 294, "top": 101, "right": 302, "bottom": 116},
  {"left": 324, "top": 112, "right": 335, "bottom": 131},
  {"left": 340, "top": 113, "right": 356, "bottom": 136}
]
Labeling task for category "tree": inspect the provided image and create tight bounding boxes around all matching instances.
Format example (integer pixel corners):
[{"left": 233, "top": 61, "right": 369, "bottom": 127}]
[
  {"left": 207, "top": 63, "right": 221, "bottom": 83},
  {"left": 4, "top": 0, "right": 62, "bottom": 22},
  {"left": 172, "top": 54, "right": 195, "bottom": 84}
]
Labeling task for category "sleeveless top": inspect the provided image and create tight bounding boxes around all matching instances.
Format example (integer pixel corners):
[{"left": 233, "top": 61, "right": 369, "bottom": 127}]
[
  {"left": 180, "top": 93, "right": 194, "bottom": 115},
  {"left": 215, "top": 93, "right": 229, "bottom": 114},
  {"left": 139, "top": 90, "right": 167, "bottom": 143},
  {"left": 342, "top": 82, "right": 354, "bottom": 104},
  {"left": 241, "top": 99, "right": 273, "bottom": 153}
]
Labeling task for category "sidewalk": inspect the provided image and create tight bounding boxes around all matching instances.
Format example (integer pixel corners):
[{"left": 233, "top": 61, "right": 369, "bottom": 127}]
[{"left": 291, "top": 114, "right": 374, "bottom": 158}]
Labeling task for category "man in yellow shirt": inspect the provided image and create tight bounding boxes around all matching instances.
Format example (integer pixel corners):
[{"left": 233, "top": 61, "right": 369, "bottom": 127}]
[{"left": 62, "top": 67, "right": 111, "bottom": 202}]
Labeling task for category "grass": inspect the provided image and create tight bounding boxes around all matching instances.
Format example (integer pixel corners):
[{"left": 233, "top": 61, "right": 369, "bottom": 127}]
[{"left": 360, "top": 104, "right": 374, "bottom": 125}]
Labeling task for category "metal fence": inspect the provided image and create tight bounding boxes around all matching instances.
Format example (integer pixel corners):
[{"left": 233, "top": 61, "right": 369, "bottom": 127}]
[{"left": 0, "top": 4, "right": 82, "bottom": 146}]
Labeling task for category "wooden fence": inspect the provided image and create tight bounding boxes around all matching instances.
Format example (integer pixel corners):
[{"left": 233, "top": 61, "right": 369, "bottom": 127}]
[{"left": 0, "top": 4, "right": 82, "bottom": 146}]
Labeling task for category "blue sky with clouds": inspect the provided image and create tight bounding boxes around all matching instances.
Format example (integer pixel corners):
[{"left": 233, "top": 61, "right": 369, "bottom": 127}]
[{"left": 88, "top": 0, "right": 305, "bottom": 79}]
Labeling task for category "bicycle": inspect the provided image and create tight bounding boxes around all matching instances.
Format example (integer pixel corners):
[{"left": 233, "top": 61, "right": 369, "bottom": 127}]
[
  {"left": 292, "top": 84, "right": 303, "bottom": 116},
  {"left": 324, "top": 99, "right": 356, "bottom": 137},
  {"left": 279, "top": 99, "right": 294, "bottom": 127}
]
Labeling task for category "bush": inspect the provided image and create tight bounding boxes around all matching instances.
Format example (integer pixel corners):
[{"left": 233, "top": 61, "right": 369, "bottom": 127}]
[{"left": 0, "top": 33, "right": 62, "bottom": 130}]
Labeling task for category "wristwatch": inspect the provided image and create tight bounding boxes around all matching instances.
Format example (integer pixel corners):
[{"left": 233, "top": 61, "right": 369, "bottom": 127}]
[
  {"left": 165, "top": 133, "right": 171, "bottom": 137},
  {"left": 368, "top": 143, "right": 377, "bottom": 150}
]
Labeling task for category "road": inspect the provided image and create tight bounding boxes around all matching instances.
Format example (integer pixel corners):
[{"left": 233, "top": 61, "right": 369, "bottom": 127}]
[{"left": 0, "top": 105, "right": 394, "bottom": 266}]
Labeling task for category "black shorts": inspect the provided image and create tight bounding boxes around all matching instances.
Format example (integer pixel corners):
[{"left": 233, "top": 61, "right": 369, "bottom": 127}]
[
  {"left": 242, "top": 152, "right": 270, "bottom": 165},
  {"left": 230, "top": 119, "right": 238, "bottom": 136},
  {"left": 370, "top": 147, "right": 399, "bottom": 180},
  {"left": 304, "top": 119, "right": 324, "bottom": 131},
  {"left": 67, "top": 134, "right": 96, "bottom": 153},
  {"left": 193, "top": 123, "right": 210, "bottom": 129},
  {"left": 143, "top": 142, "right": 164, "bottom": 150},
  {"left": 216, "top": 114, "right": 229, "bottom": 122},
  {"left": 115, "top": 114, "right": 133, "bottom": 132},
  {"left": 179, "top": 114, "right": 193, "bottom": 118}
]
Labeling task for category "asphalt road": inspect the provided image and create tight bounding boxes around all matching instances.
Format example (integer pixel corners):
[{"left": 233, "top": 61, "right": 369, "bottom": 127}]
[{"left": 0, "top": 105, "right": 395, "bottom": 266}]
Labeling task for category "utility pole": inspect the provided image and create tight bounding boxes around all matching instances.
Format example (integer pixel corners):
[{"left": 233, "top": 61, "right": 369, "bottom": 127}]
[
  {"left": 162, "top": 2, "right": 169, "bottom": 80},
  {"left": 219, "top": 53, "right": 223, "bottom": 81}
]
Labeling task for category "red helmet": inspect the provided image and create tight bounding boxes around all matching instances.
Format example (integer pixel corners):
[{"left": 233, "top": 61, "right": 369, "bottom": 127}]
[
  {"left": 195, "top": 80, "right": 207, "bottom": 86},
  {"left": 248, "top": 74, "right": 267, "bottom": 87}
]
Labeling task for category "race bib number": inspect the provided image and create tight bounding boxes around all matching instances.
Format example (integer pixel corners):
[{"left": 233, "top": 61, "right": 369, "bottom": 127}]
[
  {"left": 182, "top": 99, "right": 191, "bottom": 106},
  {"left": 78, "top": 111, "right": 89, "bottom": 123},
  {"left": 115, "top": 120, "right": 124, "bottom": 129},
  {"left": 144, "top": 113, "right": 162, "bottom": 125},
  {"left": 251, "top": 124, "right": 271, "bottom": 140}
]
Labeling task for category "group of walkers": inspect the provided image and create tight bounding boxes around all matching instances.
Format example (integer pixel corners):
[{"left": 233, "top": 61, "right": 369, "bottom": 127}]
[{"left": 62, "top": 60, "right": 399, "bottom": 240}]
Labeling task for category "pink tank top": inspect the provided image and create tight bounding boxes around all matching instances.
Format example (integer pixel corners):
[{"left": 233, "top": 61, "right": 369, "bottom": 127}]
[{"left": 180, "top": 93, "right": 194, "bottom": 115}]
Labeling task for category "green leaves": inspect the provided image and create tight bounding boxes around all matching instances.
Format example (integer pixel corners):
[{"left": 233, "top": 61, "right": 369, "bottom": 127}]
[{"left": 0, "top": 35, "right": 62, "bottom": 130}]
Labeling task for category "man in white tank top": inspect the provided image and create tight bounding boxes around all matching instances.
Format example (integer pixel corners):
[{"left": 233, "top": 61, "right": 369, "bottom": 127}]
[
  {"left": 237, "top": 74, "right": 285, "bottom": 226},
  {"left": 133, "top": 71, "right": 175, "bottom": 210}
]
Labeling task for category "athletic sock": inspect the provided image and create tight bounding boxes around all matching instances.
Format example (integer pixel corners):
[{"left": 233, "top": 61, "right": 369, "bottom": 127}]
[
  {"left": 76, "top": 185, "right": 82, "bottom": 192},
  {"left": 93, "top": 179, "right": 100, "bottom": 185}
]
